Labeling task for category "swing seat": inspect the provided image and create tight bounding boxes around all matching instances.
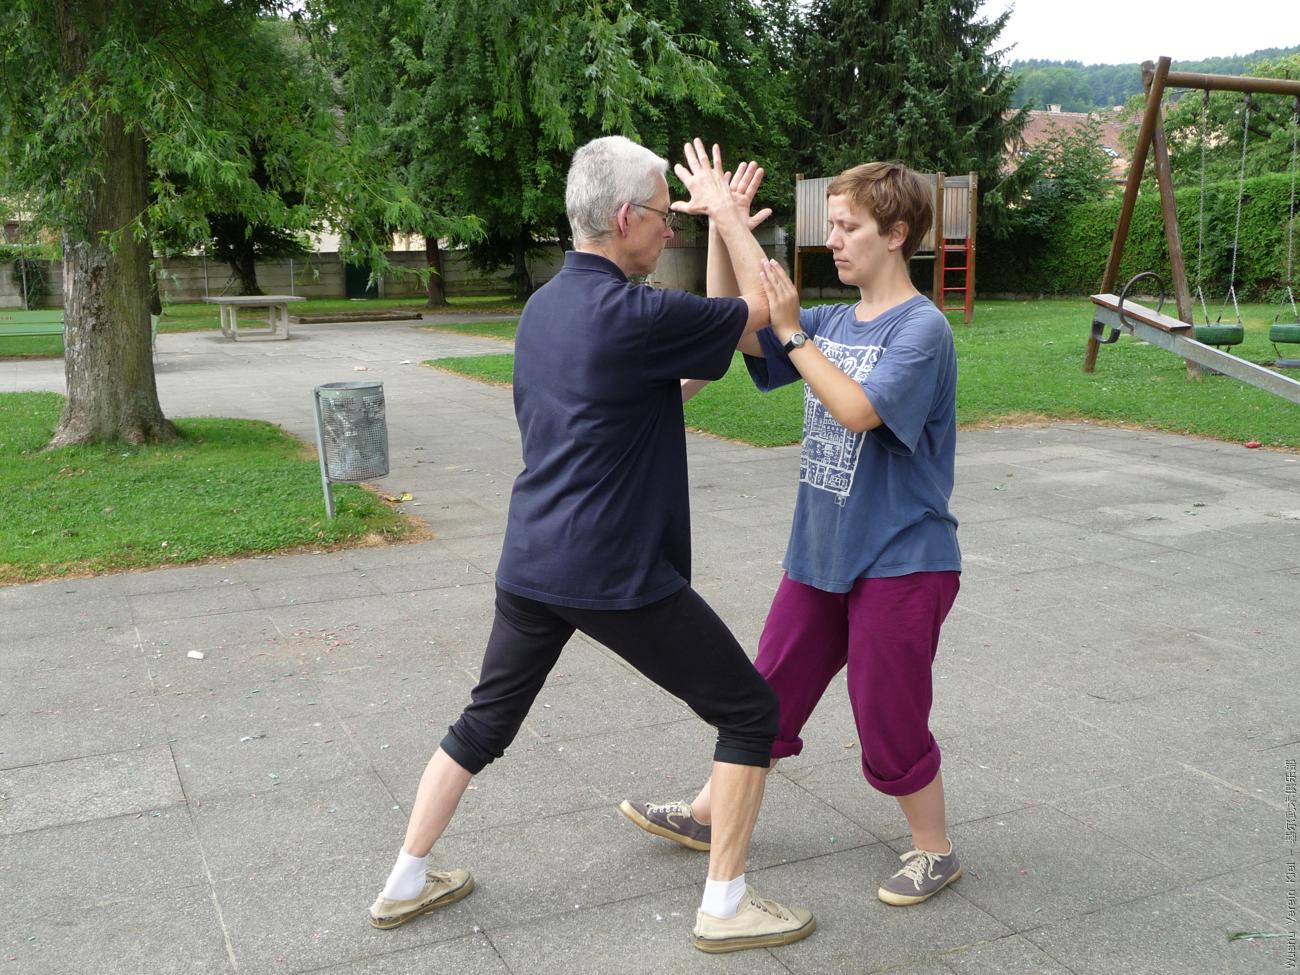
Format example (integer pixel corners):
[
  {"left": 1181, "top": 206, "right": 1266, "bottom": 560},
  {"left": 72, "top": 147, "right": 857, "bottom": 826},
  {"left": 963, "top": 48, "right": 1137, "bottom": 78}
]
[
  {"left": 1269, "top": 322, "right": 1300, "bottom": 344},
  {"left": 1193, "top": 323, "right": 1244, "bottom": 347}
]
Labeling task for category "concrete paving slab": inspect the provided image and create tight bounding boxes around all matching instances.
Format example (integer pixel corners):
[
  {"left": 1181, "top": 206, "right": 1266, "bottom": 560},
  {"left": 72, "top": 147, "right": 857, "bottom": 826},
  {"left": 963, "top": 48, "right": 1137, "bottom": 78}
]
[
  {"left": 0, "top": 633, "right": 151, "bottom": 712},
  {"left": 2, "top": 885, "right": 235, "bottom": 975},
  {"left": 0, "top": 807, "right": 205, "bottom": 921},
  {"left": 1023, "top": 883, "right": 1287, "bottom": 974},
  {"left": 782, "top": 752, "right": 1029, "bottom": 845},
  {"left": 1058, "top": 770, "right": 1276, "bottom": 881},
  {"left": 190, "top": 774, "right": 404, "bottom": 882},
  {"left": 215, "top": 851, "right": 473, "bottom": 975},
  {"left": 435, "top": 805, "right": 709, "bottom": 931},
  {"left": 0, "top": 745, "right": 184, "bottom": 835},
  {"left": 0, "top": 695, "right": 166, "bottom": 769},
  {"left": 931, "top": 804, "right": 1181, "bottom": 932},
  {"left": 940, "top": 712, "right": 1163, "bottom": 805},
  {"left": 357, "top": 724, "right": 608, "bottom": 838},
  {"left": 299, "top": 934, "right": 511, "bottom": 975},
  {"left": 750, "top": 847, "right": 1011, "bottom": 975},
  {"left": 172, "top": 713, "right": 363, "bottom": 802},
  {"left": 938, "top": 934, "right": 1074, "bottom": 974},
  {"left": 487, "top": 884, "right": 791, "bottom": 975}
]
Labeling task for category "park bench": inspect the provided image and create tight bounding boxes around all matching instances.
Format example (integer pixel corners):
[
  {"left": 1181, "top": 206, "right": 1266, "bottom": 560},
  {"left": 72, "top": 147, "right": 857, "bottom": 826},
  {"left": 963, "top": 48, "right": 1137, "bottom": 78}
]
[
  {"left": 0, "top": 312, "right": 65, "bottom": 351},
  {"left": 0, "top": 312, "right": 161, "bottom": 352}
]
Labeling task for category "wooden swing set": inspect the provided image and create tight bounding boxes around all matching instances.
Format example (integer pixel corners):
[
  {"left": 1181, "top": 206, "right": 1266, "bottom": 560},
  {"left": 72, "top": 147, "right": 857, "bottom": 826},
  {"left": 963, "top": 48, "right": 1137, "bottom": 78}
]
[{"left": 1085, "top": 57, "right": 1300, "bottom": 406}]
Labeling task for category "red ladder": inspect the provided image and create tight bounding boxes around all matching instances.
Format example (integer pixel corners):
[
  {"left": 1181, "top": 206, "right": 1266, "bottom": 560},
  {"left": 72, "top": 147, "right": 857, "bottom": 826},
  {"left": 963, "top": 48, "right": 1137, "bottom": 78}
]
[{"left": 938, "top": 238, "right": 973, "bottom": 324}]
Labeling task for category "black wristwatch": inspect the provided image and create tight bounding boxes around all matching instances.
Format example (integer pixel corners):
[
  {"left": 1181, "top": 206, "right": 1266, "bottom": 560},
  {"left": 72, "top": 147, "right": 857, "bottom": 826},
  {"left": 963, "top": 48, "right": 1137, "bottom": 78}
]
[{"left": 783, "top": 331, "right": 808, "bottom": 354}]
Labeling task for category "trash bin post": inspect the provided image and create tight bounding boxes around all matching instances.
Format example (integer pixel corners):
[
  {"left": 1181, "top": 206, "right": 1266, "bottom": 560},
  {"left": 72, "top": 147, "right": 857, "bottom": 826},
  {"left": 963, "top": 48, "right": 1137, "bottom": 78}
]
[{"left": 312, "top": 387, "right": 335, "bottom": 519}]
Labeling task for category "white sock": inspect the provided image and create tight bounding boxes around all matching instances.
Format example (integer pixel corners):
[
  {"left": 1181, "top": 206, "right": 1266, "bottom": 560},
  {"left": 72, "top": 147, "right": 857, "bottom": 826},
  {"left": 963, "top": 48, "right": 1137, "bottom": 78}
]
[
  {"left": 381, "top": 849, "right": 428, "bottom": 900},
  {"left": 700, "top": 874, "right": 747, "bottom": 919}
]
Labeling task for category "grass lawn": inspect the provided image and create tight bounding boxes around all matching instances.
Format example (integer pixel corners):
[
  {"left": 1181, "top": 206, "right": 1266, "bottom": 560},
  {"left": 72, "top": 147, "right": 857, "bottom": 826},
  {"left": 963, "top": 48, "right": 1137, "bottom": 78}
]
[
  {"left": 0, "top": 294, "right": 523, "bottom": 358},
  {"left": 426, "top": 297, "right": 1300, "bottom": 448},
  {"left": 420, "top": 319, "right": 521, "bottom": 342},
  {"left": 0, "top": 392, "right": 416, "bottom": 584}
]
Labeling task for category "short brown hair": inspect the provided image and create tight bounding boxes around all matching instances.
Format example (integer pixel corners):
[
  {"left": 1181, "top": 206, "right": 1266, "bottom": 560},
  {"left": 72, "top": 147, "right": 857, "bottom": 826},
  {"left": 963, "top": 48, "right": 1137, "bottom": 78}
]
[{"left": 826, "top": 162, "right": 933, "bottom": 260}]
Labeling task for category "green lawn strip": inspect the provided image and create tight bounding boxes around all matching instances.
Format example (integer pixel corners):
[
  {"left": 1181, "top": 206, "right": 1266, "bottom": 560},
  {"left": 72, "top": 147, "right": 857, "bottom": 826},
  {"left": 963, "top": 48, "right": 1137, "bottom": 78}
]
[
  {"left": 425, "top": 354, "right": 515, "bottom": 387},
  {"left": 442, "top": 295, "right": 526, "bottom": 314},
  {"left": 0, "top": 392, "right": 415, "bottom": 584},
  {"left": 425, "top": 298, "right": 1300, "bottom": 448},
  {"left": 419, "top": 320, "right": 520, "bottom": 342}
]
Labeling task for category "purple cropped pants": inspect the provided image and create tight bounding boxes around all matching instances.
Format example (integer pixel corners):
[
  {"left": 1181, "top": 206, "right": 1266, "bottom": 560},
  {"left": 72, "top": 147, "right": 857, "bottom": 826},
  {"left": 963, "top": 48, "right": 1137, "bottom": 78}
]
[{"left": 756, "top": 570, "right": 960, "bottom": 797}]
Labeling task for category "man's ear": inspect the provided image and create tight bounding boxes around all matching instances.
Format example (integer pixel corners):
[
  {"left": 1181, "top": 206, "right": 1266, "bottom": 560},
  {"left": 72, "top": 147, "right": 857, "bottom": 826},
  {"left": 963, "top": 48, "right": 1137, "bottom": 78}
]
[{"left": 615, "top": 202, "right": 631, "bottom": 238}]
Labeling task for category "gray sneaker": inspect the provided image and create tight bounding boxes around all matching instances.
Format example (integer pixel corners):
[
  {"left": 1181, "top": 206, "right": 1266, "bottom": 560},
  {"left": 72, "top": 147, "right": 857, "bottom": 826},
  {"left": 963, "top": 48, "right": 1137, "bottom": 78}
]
[
  {"left": 618, "top": 798, "right": 711, "bottom": 851},
  {"left": 877, "top": 845, "right": 962, "bottom": 906}
]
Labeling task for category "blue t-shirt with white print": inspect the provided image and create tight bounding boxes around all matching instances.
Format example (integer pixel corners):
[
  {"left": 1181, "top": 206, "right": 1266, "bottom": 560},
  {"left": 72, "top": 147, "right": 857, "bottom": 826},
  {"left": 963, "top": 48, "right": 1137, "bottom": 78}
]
[{"left": 744, "top": 295, "right": 960, "bottom": 592}]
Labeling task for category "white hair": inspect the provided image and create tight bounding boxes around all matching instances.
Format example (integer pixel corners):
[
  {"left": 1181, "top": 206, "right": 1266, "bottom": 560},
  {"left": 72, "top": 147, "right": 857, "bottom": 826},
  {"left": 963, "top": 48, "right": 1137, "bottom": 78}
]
[{"left": 565, "top": 136, "right": 669, "bottom": 246}]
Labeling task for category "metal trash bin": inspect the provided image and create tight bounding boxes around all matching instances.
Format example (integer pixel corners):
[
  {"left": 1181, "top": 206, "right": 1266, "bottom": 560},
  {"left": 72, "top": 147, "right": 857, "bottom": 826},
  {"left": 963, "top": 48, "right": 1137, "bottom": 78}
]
[{"left": 312, "top": 381, "right": 390, "bottom": 518}]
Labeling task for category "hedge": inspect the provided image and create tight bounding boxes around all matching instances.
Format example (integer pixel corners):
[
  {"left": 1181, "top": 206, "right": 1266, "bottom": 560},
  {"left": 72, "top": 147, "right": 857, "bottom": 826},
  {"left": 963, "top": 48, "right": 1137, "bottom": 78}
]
[{"left": 980, "top": 172, "right": 1299, "bottom": 299}]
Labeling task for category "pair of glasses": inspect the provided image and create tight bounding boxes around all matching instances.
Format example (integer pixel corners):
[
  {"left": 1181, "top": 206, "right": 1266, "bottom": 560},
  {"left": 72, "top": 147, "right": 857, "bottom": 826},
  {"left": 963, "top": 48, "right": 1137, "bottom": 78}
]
[{"left": 629, "top": 202, "right": 679, "bottom": 231}]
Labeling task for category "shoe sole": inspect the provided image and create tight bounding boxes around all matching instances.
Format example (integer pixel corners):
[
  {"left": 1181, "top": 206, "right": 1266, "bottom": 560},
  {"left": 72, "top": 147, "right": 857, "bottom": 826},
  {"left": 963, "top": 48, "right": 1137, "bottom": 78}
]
[
  {"left": 369, "top": 874, "right": 476, "bottom": 929},
  {"left": 618, "top": 800, "right": 710, "bottom": 852},
  {"left": 877, "top": 866, "right": 963, "bottom": 907},
  {"left": 692, "top": 915, "right": 817, "bottom": 953}
]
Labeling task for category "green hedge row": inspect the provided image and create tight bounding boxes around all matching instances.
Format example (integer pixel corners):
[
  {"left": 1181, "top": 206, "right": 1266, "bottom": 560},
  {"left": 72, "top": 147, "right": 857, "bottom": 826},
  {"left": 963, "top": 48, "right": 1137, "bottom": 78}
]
[{"left": 980, "top": 172, "right": 1300, "bottom": 300}]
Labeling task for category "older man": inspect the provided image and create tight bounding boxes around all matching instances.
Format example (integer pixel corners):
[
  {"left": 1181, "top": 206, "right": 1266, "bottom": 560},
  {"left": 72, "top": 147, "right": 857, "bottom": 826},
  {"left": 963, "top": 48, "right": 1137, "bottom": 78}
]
[{"left": 367, "top": 136, "right": 815, "bottom": 954}]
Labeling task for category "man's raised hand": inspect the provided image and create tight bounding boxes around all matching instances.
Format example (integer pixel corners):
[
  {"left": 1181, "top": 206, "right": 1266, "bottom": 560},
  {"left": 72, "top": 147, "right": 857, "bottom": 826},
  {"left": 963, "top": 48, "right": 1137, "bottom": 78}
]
[{"left": 671, "top": 139, "right": 737, "bottom": 220}]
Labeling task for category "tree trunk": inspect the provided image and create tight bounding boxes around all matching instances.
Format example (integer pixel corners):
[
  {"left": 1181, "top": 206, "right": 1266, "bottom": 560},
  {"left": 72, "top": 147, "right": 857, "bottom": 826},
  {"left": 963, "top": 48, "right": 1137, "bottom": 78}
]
[
  {"left": 424, "top": 235, "right": 447, "bottom": 307},
  {"left": 511, "top": 233, "right": 532, "bottom": 301},
  {"left": 50, "top": 0, "right": 174, "bottom": 447},
  {"left": 230, "top": 234, "right": 262, "bottom": 296}
]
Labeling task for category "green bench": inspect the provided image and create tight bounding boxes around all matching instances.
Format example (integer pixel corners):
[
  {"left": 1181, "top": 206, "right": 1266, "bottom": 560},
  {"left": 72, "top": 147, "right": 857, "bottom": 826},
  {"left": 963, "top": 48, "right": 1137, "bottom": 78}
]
[
  {"left": 0, "top": 312, "right": 65, "bottom": 351},
  {"left": 0, "top": 312, "right": 160, "bottom": 352}
]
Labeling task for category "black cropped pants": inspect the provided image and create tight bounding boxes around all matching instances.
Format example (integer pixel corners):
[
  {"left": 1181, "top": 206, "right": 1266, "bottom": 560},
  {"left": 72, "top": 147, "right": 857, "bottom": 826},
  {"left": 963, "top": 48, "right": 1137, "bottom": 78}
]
[{"left": 441, "top": 584, "right": 778, "bottom": 774}]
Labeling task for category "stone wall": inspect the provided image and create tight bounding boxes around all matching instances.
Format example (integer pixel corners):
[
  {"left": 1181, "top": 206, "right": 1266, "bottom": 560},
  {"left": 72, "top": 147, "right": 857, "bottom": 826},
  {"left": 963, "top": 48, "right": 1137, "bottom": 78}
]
[{"left": 0, "top": 229, "right": 782, "bottom": 309}]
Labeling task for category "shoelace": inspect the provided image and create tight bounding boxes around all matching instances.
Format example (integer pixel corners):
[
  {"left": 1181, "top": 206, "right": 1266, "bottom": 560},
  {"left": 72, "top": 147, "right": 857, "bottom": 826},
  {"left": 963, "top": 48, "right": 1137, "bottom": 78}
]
[
  {"left": 894, "top": 849, "right": 946, "bottom": 889},
  {"left": 746, "top": 890, "right": 790, "bottom": 920},
  {"left": 646, "top": 800, "right": 691, "bottom": 818}
]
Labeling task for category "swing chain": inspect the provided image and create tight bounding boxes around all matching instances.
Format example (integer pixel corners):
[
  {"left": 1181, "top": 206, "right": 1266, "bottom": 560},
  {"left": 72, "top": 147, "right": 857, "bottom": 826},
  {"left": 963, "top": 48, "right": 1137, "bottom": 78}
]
[
  {"left": 1219, "top": 92, "right": 1251, "bottom": 326},
  {"left": 1196, "top": 89, "right": 1211, "bottom": 325},
  {"left": 1278, "top": 95, "right": 1300, "bottom": 326}
]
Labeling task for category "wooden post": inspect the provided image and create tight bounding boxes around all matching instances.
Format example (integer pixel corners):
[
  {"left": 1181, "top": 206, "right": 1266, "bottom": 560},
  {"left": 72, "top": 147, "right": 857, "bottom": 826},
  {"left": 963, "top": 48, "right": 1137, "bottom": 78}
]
[
  {"left": 966, "top": 173, "right": 978, "bottom": 324},
  {"left": 794, "top": 173, "right": 804, "bottom": 298},
  {"left": 1147, "top": 63, "right": 1202, "bottom": 379},
  {"left": 1085, "top": 57, "right": 1171, "bottom": 372},
  {"left": 932, "top": 173, "right": 945, "bottom": 308}
]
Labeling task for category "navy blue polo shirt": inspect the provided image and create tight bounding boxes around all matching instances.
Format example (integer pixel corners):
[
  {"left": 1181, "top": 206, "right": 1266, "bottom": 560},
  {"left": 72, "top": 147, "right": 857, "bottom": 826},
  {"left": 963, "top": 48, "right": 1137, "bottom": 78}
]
[{"left": 495, "top": 251, "right": 748, "bottom": 609}]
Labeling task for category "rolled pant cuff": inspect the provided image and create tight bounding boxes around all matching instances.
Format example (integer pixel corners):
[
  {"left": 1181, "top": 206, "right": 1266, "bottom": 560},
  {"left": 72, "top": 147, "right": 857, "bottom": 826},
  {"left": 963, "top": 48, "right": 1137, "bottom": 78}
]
[
  {"left": 770, "top": 738, "right": 804, "bottom": 760},
  {"left": 864, "top": 748, "right": 941, "bottom": 798},
  {"left": 440, "top": 730, "right": 489, "bottom": 776},
  {"left": 713, "top": 742, "right": 776, "bottom": 769}
]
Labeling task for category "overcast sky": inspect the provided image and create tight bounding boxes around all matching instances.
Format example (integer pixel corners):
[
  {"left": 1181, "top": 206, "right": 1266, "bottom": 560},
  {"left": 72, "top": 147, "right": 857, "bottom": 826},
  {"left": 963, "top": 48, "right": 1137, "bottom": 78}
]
[{"left": 979, "top": 0, "right": 1299, "bottom": 65}]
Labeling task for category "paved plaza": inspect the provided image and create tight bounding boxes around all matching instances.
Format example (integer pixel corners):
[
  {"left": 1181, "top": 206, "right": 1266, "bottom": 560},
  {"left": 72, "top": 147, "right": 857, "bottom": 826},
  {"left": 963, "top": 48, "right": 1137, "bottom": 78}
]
[{"left": 2, "top": 319, "right": 1296, "bottom": 974}]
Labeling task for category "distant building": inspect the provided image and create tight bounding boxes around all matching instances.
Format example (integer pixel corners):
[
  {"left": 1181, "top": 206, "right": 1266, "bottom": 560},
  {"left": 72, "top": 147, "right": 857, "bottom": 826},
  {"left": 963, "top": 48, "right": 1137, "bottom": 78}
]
[{"left": 1009, "top": 105, "right": 1136, "bottom": 179}]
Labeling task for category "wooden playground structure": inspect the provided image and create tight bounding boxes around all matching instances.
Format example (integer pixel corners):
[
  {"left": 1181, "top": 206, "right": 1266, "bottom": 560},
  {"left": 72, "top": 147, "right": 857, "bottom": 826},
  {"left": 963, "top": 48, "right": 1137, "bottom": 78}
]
[
  {"left": 793, "top": 171, "right": 978, "bottom": 323},
  {"left": 1086, "top": 56, "right": 1300, "bottom": 406}
]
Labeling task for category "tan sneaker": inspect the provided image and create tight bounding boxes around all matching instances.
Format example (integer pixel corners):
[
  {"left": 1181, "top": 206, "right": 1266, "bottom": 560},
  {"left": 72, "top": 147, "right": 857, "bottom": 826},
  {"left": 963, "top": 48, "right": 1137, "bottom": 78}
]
[
  {"left": 692, "top": 887, "right": 816, "bottom": 953},
  {"left": 368, "top": 868, "right": 475, "bottom": 929}
]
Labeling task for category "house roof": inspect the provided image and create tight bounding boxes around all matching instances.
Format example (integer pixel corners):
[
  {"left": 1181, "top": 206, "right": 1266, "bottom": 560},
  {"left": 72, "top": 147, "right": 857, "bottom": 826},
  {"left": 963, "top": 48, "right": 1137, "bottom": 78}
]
[{"left": 1011, "top": 108, "right": 1139, "bottom": 178}]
